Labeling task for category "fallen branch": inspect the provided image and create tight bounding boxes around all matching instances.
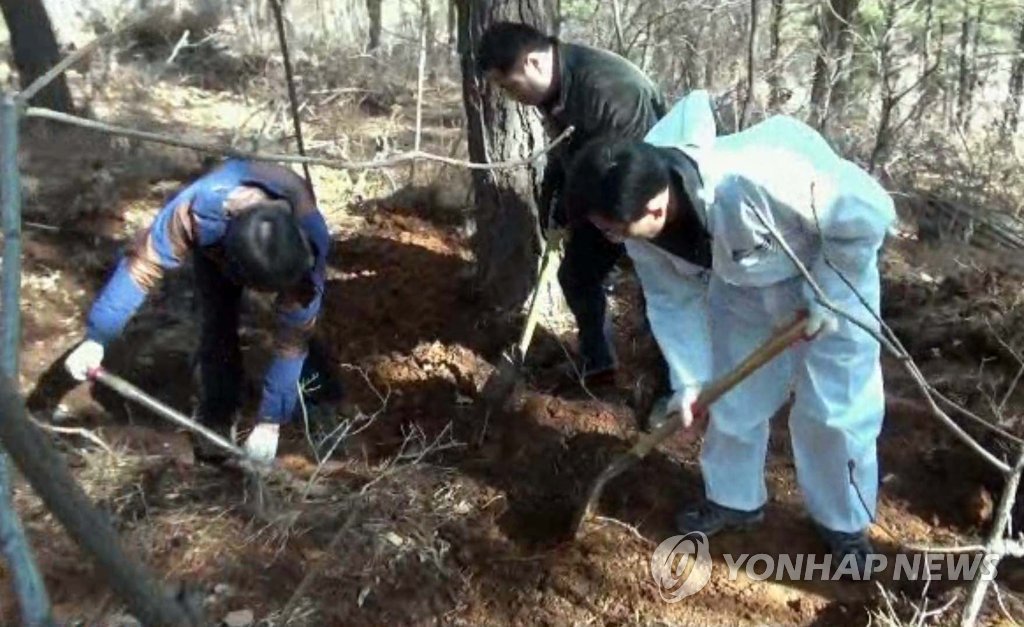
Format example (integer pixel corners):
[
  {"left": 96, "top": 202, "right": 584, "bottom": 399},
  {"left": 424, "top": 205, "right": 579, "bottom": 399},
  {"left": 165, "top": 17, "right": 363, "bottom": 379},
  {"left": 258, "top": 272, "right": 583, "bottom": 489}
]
[{"left": 23, "top": 107, "right": 574, "bottom": 172}]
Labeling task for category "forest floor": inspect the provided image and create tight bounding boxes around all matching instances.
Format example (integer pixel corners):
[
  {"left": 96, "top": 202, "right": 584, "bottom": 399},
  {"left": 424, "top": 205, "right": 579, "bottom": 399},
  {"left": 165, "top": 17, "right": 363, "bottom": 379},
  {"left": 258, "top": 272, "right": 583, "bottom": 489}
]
[{"left": 3, "top": 46, "right": 1024, "bottom": 626}]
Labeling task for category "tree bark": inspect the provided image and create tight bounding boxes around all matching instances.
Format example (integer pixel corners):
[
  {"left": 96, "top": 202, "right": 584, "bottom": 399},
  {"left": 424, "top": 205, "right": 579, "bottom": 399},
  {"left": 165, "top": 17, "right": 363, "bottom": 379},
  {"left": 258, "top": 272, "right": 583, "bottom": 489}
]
[
  {"left": 808, "top": 0, "right": 859, "bottom": 132},
  {"left": 0, "top": 0, "right": 73, "bottom": 112},
  {"left": 704, "top": 13, "right": 718, "bottom": 88},
  {"left": 956, "top": 1, "right": 972, "bottom": 128},
  {"left": 458, "top": 0, "right": 551, "bottom": 314},
  {"left": 366, "top": 0, "right": 383, "bottom": 51},
  {"left": 740, "top": 0, "right": 759, "bottom": 128},
  {"left": 610, "top": 0, "right": 627, "bottom": 55},
  {"left": 961, "top": 0, "right": 986, "bottom": 131},
  {"left": 869, "top": 0, "right": 897, "bottom": 173},
  {"left": 449, "top": 0, "right": 458, "bottom": 45},
  {"left": 1003, "top": 5, "right": 1024, "bottom": 135},
  {"left": 767, "top": 0, "right": 786, "bottom": 109}
]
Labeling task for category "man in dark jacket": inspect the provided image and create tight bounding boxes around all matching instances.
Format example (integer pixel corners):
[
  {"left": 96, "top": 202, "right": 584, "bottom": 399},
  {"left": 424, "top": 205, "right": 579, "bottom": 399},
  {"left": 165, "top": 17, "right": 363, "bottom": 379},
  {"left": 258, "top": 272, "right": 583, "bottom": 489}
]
[{"left": 477, "top": 22, "right": 667, "bottom": 392}]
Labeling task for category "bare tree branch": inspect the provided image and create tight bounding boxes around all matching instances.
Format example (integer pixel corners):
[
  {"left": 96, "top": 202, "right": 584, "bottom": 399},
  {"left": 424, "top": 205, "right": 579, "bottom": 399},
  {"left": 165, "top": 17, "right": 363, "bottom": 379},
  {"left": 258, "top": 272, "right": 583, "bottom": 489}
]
[{"left": 24, "top": 107, "right": 574, "bottom": 172}]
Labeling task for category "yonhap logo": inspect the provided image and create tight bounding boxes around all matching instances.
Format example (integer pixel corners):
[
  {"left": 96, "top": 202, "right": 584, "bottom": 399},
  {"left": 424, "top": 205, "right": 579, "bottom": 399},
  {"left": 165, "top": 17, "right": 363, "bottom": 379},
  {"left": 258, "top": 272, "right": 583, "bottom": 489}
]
[{"left": 650, "top": 532, "right": 713, "bottom": 602}]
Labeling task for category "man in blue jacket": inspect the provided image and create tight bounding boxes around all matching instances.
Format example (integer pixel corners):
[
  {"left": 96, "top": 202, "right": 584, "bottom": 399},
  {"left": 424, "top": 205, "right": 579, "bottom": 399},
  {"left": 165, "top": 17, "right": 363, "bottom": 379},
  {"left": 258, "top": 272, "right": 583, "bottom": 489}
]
[{"left": 64, "top": 160, "right": 339, "bottom": 464}]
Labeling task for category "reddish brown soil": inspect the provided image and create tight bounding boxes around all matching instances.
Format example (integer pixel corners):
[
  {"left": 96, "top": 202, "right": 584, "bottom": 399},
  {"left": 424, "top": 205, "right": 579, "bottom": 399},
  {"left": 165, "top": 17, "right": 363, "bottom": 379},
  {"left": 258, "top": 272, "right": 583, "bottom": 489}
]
[{"left": 5, "top": 127, "right": 1024, "bottom": 626}]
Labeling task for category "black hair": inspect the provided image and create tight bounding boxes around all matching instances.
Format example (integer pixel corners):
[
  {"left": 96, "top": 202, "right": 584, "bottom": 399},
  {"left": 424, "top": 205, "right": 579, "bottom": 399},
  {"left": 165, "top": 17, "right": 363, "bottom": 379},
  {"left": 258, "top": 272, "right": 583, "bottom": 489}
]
[
  {"left": 563, "top": 138, "right": 672, "bottom": 226},
  {"left": 224, "top": 201, "right": 313, "bottom": 291},
  {"left": 477, "top": 22, "right": 554, "bottom": 75}
]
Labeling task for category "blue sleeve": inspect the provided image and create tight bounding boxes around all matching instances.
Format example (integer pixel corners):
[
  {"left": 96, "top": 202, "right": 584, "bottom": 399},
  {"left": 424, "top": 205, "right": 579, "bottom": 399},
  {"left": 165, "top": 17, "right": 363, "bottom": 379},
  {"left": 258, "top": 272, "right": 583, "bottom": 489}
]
[
  {"left": 84, "top": 190, "right": 197, "bottom": 345},
  {"left": 85, "top": 258, "right": 148, "bottom": 346},
  {"left": 258, "top": 210, "right": 331, "bottom": 423}
]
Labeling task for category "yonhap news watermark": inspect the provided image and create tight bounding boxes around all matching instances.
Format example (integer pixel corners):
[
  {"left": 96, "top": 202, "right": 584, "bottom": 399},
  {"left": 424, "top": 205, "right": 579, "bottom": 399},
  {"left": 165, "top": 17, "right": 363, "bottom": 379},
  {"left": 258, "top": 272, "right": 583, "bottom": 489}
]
[{"left": 650, "top": 532, "right": 999, "bottom": 602}]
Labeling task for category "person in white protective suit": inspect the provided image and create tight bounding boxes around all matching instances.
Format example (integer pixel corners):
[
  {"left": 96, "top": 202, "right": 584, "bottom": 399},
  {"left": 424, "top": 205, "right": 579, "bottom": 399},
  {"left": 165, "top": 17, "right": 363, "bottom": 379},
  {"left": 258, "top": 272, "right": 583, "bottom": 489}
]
[{"left": 561, "top": 90, "right": 895, "bottom": 570}]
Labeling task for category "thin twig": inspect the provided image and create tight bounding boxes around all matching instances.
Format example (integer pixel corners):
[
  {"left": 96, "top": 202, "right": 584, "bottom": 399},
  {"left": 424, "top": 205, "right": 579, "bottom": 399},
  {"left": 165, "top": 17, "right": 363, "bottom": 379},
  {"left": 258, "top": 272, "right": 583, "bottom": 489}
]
[
  {"left": 279, "top": 505, "right": 360, "bottom": 625},
  {"left": 269, "top": 0, "right": 313, "bottom": 188},
  {"left": 28, "top": 416, "right": 114, "bottom": 456},
  {"left": 754, "top": 194, "right": 1012, "bottom": 473},
  {"left": 993, "top": 583, "right": 1022, "bottom": 627},
  {"left": 962, "top": 447, "right": 1024, "bottom": 626},
  {"left": 297, "top": 381, "right": 319, "bottom": 464},
  {"left": 927, "top": 384, "right": 1024, "bottom": 446},
  {"left": 23, "top": 107, "right": 574, "bottom": 172},
  {"left": 592, "top": 516, "right": 655, "bottom": 546},
  {"left": 164, "top": 30, "right": 191, "bottom": 67}
]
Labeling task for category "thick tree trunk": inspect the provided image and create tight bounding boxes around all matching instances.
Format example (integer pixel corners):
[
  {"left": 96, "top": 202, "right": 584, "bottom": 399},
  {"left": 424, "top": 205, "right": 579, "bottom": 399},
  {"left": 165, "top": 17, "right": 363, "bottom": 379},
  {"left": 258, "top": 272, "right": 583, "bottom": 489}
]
[
  {"left": 808, "top": 0, "right": 859, "bottom": 132},
  {"left": 458, "top": 0, "right": 551, "bottom": 313},
  {"left": 0, "top": 0, "right": 73, "bottom": 112},
  {"left": 366, "top": 0, "right": 383, "bottom": 51},
  {"left": 1003, "top": 6, "right": 1024, "bottom": 135},
  {"left": 767, "top": 0, "right": 786, "bottom": 109},
  {"left": 550, "top": 0, "right": 562, "bottom": 37}
]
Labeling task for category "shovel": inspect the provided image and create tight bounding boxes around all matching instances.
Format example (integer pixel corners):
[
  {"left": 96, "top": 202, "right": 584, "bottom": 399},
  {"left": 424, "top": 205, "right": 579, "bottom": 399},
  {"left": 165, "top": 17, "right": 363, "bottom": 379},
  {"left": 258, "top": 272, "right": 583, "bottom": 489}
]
[
  {"left": 87, "top": 367, "right": 253, "bottom": 465},
  {"left": 477, "top": 229, "right": 566, "bottom": 419},
  {"left": 571, "top": 314, "right": 809, "bottom": 538}
]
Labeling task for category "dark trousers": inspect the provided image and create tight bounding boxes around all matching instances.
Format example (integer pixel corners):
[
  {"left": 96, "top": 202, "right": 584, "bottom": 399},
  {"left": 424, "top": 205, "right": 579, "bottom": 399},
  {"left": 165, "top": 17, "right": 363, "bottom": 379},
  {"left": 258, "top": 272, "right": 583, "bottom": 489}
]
[
  {"left": 556, "top": 222, "right": 672, "bottom": 397},
  {"left": 557, "top": 221, "right": 622, "bottom": 373},
  {"left": 193, "top": 255, "right": 342, "bottom": 427}
]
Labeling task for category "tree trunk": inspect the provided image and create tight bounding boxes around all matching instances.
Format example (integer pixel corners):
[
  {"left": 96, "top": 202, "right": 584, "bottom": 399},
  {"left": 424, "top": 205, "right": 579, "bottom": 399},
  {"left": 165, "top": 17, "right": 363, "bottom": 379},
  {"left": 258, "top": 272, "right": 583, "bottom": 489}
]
[
  {"left": 703, "top": 13, "right": 718, "bottom": 87},
  {"left": 767, "top": 0, "right": 786, "bottom": 109},
  {"left": 610, "top": 0, "right": 627, "bottom": 55},
  {"left": 0, "top": 0, "right": 73, "bottom": 112},
  {"left": 956, "top": 1, "right": 972, "bottom": 128},
  {"left": 961, "top": 0, "right": 986, "bottom": 131},
  {"left": 739, "top": 0, "right": 759, "bottom": 128},
  {"left": 449, "top": 0, "right": 458, "bottom": 46},
  {"left": 869, "top": 0, "right": 897, "bottom": 173},
  {"left": 366, "top": 0, "right": 383, "bottom": 51},
  {"left": 551, "top": 0, "right": 562, "bottom": 37},
  {"left": 826, "top": 0, "right": 857, "bottom": 120},
  {"left": 808, "top": 0, "right": 859, "bottom": 132},
  {"left": 458, "top": 0, "right": 551, "bottom": 313},
  {"left": 1003, "top": 5, "right": 1024, "bottom": 135},
  {"left": 921, "top": 0, "right": 933, "bottom": 77}
]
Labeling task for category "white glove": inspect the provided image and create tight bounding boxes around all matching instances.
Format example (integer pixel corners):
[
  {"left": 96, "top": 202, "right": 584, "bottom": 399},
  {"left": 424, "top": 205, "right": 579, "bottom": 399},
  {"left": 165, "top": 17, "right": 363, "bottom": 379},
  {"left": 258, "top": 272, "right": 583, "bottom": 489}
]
[
  {"left": 243, "top": 422, "right": 280, "bottom": 465},
  {"left": 804, "top": 304, "right": 839, "bottom": 340},
  {"left": 667, "top": 389, "right": 702, "bottom": 429},
  {"left": 648, "top": 389, "right": 701, "bottom": 431},
  {"left": 65, "top": 340, "right": 105, "bottom": 382}
]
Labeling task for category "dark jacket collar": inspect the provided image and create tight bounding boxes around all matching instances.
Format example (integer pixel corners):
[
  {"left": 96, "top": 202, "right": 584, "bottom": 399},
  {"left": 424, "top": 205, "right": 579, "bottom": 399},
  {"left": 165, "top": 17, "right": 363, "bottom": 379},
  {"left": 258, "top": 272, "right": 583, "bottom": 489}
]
[
  {"left": 649, "top": 148, "right": 712, "bottom": 268},
  {"left": 540, "top": 40, "right": 573, "bottom": 117}
]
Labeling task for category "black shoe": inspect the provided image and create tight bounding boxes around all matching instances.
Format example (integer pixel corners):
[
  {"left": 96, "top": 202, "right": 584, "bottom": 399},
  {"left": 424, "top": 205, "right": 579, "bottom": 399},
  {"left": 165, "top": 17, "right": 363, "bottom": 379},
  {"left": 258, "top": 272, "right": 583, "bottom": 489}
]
[
  {"left": 640, "top": 394, "right": 673, "bottom": 433},
  {"left": 817, "top": 526, "right": 876, "bottom": 580},
  {"left": 676, "top": 499, "right": 764, "bottom": 537}
]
